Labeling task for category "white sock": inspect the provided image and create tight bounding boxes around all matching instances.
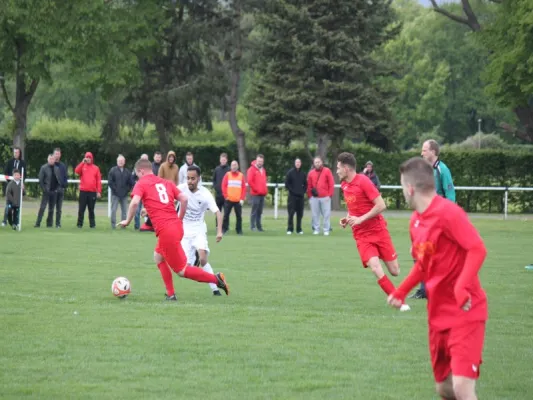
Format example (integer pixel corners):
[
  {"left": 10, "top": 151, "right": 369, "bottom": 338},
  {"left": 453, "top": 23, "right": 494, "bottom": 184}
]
[{"left": 203, "top": 263, "right": 218, "bottom": 291}]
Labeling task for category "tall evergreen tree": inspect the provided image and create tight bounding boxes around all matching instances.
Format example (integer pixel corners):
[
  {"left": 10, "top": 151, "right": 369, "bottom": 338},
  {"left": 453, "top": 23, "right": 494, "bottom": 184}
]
[{"left": 248, "top": 0, "right": 398, "bottom": 158}]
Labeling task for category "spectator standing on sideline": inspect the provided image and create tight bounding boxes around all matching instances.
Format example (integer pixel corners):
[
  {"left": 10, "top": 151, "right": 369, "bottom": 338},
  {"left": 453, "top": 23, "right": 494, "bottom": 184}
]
[
  {"left": 2, "top": 147, "right": 26, "bottom": 227},
  {"left": 5, "top": 169, "right": 23, "bottom": 230},
  {"left": 212, "top": 153, "right": 230, "bottom": 223},
  {"left": 108, "top": 155, "right": 133, "bottom": 229},
  {"left": 75, "top": 152, "right": 102, "bottom": 229},
  {"left": 307, "top": 157, "right": 334, "bottom": 235},
  {"left": 35, "top": 154, "right": 61, "bottom": 228},
  {"left": 132, "top": 153, "right": 149, "bottom": 230},
  {"left": 410, "top": 139, "right": 456, "bottom": 300},
  {"left": 221, "top": 160, "right": 245, "bottom": 235},
  {"left": 363, "top": 161, "right": 381, "bottom": 189},
  {"left": 53, "top": 148, "right": 68, "bottom": 228},
  {"left": 179, "top": 151, "right": 199, "bottom": 185},
  {"left": 285, "top": 158, "right": 307, "bottom": 235},
  {"left": 247, "top": 154, "right": 268, "bottom": 232},
  {"left": 152, "top": 151, "right": 162, "bottom": 176},
  {"left": 158, "top": 150, "right": 179, "bottom": 185}
]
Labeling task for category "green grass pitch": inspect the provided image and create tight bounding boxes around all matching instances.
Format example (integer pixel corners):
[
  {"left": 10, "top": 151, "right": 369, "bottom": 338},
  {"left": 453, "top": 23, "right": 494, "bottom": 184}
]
[{"left": 1, "top": 207, "right": 532, "bottom": 399}]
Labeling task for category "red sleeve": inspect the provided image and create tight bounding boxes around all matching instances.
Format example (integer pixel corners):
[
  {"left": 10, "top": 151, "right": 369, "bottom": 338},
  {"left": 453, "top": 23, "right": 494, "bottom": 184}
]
[
  {"left": 443, "top": 205, "right": 487, "bottom": 307},
  {"left": 131, "top": 180, "right": 145, "bottom": 198},
  {"left": 361, "top": 174, "right": 380, "bottom": 202},
  {"left": 327, "top": 169, "right": 334, "bottom": 197},
  {"left": 96, "top": 167, "right": 102, "bottom": 194},
  {"left": 306, "top": 171, "right": 313, "bottom": 198},
  {"left": 241, "top": 176, "right": 246, "bottom": 201},
  {"left": 221, "top": 173, "right": 228, "bottom": 199},
  {"left": 74, "top": 162, "right": 84, "bottom": 176},
  {"left": 391, "top": 263, "right": 424, "bottom": 302}
]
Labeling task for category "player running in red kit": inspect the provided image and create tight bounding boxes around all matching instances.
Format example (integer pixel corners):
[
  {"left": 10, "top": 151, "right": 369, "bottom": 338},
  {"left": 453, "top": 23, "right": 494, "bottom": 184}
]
[
  {"left": 336, "top": 152, "right": 410, "bottom": 311},
  {"left": 388, "top": 157, "right": 487, "bottom": 400},
  {"left": 118, "top": 159, "right": 229, "bottom": 300}
]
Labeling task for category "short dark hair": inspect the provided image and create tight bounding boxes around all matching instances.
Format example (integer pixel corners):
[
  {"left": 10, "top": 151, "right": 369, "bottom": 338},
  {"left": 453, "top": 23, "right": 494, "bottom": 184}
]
[
  {"left": 54, "top": 147, "right": 61, "bottom": 152},
  {"left": 257, "top": 154, "right": 264, "bottom": 159},
  {"left": 13, "top": 169, "right": 20, "bottom": 174},
  {"left": 154, "top": 151, "right": 162, "bottom": 156},
  {"left": 399, "top": 157, "right": 435, "bottom": 193},
  {"left": 337, "top": 152, "right": 356, "bottom": 170},
  {"left": 220, "top": 152, "right": 228, "bottom": 158},
  {"left": 135, "top": 159, "right": 152, "bottom": 171},
  {"left": 187, "top": 165, "right": 201, "bottom": 176},
  {"left": 186, "top": 151, "right": 193, "bottom": 156},
  {"left": 426, "top": 140, "right": 440, "bottom": 157}
]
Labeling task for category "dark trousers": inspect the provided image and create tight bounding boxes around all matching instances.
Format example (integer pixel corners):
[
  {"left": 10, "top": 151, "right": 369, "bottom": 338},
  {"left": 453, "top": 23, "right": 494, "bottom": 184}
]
[
  {"left": 78, "top": 191, "right": 97, "bottom": 228},
  {"left": 55, "top": 190, "right": 64, "bottom": 226},
  {"left": 223, "top": 200, "right": 242, "bottom": 234},
  {"left": 36, "top": 191, "right": 57, "bottom": 227},
  {"left": 7, "top": 205, "right": 20, "bottom": 226},
  {"left": 287, "top": 194, "right": 304, "bottom": 232},
  {"left": 215, "top": 194, "right": 225, "bottom": 227},
  {"left": 250, "top": 195, "right": 265, "bottom": 230}
]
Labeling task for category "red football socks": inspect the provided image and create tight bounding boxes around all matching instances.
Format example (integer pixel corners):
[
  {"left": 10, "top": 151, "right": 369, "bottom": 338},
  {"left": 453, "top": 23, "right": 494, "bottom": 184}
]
[
  {"left": 377, "top": 275, "right": 395, "bottom": 295},
  {"left": 183, "top": 265, "right": 218, "bottom": 284},
  {"left": 157, "top": 262, "right": 175, "bottom": 296}
]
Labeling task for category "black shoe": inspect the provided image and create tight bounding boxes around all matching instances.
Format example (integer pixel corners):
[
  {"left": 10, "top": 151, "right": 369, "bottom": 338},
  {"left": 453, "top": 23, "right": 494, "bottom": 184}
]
[
  {"left": 215, "top": 273, "right": 230, "bottom": 295},
  {"left": 165, "top": 294, "right": 177, "bottom": 301},
  {"left": 408, "top": 290, "right": 427, "bottom": 299},
  {"left": 77, "top": 225, "right": 82, "bottom": 229},
  {"left": 56, "top": 224, "right": 61, "bottom": 228},
  {"left": 213, "top": 290, "right": 222, "bottom": 296}
]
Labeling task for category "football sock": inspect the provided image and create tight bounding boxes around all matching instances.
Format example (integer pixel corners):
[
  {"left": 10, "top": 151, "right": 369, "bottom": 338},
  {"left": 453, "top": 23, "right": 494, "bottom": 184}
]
[
  {"left": 377, "top": 275, "right": 395, "bottom": 296},
  {"left": 157, "top": 262, "right": 175, "bottom": 296},
  {"left": 203, "top": 263, "right": 219, "bottom": 291},
  {"left": 183, "top": 265, "right": 218, "bottom": 284}
]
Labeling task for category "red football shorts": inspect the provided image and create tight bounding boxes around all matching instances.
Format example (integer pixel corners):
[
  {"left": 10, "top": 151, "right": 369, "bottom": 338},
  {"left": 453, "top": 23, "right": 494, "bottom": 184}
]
[
  {"left": 429, "top": 321, "right": 486, "bottom": 383},
  {"left": 354, "top": 230, "right": 397, "bottom": 267},
  {"left": 154, "top": 225, "right": 187, "bottom": 272}
]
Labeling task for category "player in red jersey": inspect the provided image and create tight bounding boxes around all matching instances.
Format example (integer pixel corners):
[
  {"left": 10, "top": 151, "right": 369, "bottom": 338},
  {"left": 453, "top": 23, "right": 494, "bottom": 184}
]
[
  {"left": 388, "top": 157, "right": 487, "bottom": 400},
  {"left": 336, "top": 152, "right": 410, "bottom": 311},
  {"left": 117, "top": 159, "right": 229, "bottom": 300}
]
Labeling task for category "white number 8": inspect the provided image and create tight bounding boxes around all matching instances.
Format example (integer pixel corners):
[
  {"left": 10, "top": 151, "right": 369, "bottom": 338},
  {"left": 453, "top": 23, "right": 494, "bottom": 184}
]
[{"left": 155, "top": 183, "right": 169, "bottom": 204}]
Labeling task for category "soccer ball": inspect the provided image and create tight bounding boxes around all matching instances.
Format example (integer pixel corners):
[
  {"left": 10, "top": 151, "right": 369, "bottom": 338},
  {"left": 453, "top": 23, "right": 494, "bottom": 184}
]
[{"left": 112, "top": 277, "right": 131, "bottom": 298}]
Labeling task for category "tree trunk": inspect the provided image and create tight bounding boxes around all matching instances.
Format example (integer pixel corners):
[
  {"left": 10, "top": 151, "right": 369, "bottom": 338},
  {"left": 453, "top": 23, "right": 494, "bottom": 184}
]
[
  {"left": 513, "top": 105, "right": 533, "bottom": 143},
  {"left": 13, "top": 106, "right": 28, "bottom": 158},
  {"left": 154, "top": 119, "right": 171, "bottom": 155},
  {"left": 316, "top": 133, "right": 330, "bottom": 161}
]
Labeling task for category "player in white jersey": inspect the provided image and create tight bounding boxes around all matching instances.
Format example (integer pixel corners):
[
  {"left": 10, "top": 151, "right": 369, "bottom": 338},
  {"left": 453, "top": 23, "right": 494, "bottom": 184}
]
[{"left": 178, "top": 165, "right": 224, "bottom": 295}]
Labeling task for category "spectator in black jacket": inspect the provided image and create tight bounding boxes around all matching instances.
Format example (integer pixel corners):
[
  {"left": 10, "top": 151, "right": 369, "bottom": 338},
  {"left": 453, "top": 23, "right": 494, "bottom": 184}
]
[
  {"left": 212, "top": 153, "right": 230, "bottom": 224},
  {"left": 285, "top": 158, "right": 307, "bottom": 235},
  {"left": 109, "top": 154, "right": 133, "bottom": 229},
  {"left": 35, "top": 154, "right": 61, "bottom": 228},
  {"left": 2, "top": 147, "right": 26, "bottom": 227},
  {"left": 152, "top": 151, "right": 162, "bottom": 176},
  {"left": 363, "top": 161, "right": 381, "bottom": 189},
  {"left": 53, "top": 148, "right": 68, "bottom": 228}
]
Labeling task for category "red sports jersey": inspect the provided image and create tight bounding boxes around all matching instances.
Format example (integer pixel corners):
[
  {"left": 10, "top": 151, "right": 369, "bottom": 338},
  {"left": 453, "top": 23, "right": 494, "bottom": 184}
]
[
  {"left": 400, "top": 196, "right": 488, "bottom": 331},
  {"left": 341, "top": 174, "right": 387, "bottom": 237},
  {"left": 131, "top": 174, "right": 182, "bottom": 235}
]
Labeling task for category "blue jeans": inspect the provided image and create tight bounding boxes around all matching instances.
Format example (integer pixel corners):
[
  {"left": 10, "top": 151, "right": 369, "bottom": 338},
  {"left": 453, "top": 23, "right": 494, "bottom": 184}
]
[{"left": 134, "top": 201, "right": 143, "bottom": 229}]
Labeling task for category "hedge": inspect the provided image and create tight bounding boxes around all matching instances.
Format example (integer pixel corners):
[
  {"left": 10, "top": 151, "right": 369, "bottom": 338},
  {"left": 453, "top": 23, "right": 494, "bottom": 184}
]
[{"left": 1, "top": 136, "right": 533, "bottom": 213}]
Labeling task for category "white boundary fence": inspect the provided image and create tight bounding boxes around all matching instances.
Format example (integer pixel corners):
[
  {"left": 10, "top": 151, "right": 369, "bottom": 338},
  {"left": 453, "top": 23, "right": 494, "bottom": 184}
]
[{"left": 23, "top": 179, "right": 533, "bottom": 220}]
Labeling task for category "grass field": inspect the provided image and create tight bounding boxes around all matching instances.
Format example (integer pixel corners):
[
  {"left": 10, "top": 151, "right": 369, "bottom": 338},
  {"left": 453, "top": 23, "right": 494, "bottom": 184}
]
[{"left": 1, "top": 204, "right": 533, "bottom": 399}]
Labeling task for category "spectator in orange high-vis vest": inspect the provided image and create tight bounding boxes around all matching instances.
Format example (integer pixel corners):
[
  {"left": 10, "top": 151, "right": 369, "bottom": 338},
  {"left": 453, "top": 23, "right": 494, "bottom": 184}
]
[{"left": 221, "top": 160, "right": 246, "bottom": 235}]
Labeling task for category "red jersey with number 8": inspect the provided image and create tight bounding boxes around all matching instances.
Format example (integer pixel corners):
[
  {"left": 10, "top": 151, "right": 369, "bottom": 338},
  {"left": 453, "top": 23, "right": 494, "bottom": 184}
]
[{"left": 131, "top": 174, "right": 182, "bottom": 235}]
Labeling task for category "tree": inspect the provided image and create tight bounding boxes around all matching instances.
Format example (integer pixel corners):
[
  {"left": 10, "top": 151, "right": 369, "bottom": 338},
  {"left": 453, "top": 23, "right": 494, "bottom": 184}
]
[
  {"left": 429, "top": 0, "right": 533, "bottom": 142},
  {"left": 248, "top": 0, "right": 398, "bottom": 160},
  {"left": 0, "top": 1, "right": 143, "bottom": 155}
]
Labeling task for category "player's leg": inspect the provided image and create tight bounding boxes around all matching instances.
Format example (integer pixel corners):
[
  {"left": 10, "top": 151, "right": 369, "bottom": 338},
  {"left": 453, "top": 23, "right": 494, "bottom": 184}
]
[
  {"left": 449, "top": 322, "right": 485, "bottom": 400},
  {"left": 435, "top": 375, "right": 455, "bottom": 400},
  {"left": 197, "top": 248, "right": 220, "bottom": 295},
  {"left": 376, "top": 232, "right": 400, "bottom": 276},
  {"left": 430, "top": 328, "right": 455, "bottom": 399},
  {"left": 160, "top": 230, "right": 230, "bottom": 294},
  {"left": 154, "top": 242, "right": 176, "bottom": 300}
]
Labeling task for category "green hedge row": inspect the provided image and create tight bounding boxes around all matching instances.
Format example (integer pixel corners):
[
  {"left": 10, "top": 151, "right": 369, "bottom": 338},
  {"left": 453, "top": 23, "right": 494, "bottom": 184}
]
[{"left": 2, "top": 137, "right": 533, "bottom": 213}]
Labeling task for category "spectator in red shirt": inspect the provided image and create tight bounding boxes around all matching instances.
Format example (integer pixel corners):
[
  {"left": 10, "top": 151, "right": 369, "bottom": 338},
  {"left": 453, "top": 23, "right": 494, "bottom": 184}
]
[
  {"left": 247, "top": 154, "right": 268, "bottom": 231},
  {"left": 74, "top": 152, "right": 102, "bottom": 228},
  {"left": 307, "top": 156, "right": 334, "bottom": 235}
]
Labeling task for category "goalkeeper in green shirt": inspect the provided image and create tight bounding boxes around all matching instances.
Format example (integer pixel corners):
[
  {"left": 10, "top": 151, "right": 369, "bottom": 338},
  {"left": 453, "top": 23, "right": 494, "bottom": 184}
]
[{"left": 410, "top": 139, "right": 456, "bottom": 300}]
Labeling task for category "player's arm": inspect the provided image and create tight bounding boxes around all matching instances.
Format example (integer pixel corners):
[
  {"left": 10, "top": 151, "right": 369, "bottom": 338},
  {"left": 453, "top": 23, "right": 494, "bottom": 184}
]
[
  {"left": 176, "top": 190, "right": 188, "bottom": 220},
  {"left": 122, "top": 195, "right": 141, "bottom": 226},
  {"left": 441, "top": 168, "right": 456, "bottom": 202},
  {"left": 444, "top": 209, "right": 487, "bottom": 308},
  {"left": 388, "top": 263, "right": 424, "bottom": 308}
]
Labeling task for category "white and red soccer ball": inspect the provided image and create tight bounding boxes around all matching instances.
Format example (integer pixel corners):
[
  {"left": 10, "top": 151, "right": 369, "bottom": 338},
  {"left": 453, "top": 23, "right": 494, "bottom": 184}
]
[{"left": 111, "top": 277, "right": 131, "bottom": 298}]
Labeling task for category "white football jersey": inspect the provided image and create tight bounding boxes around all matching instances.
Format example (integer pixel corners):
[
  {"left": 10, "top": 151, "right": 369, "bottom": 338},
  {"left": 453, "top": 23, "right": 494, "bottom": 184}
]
[{"left": 177, "top": 183, "right": 218, "bottom": 236}]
